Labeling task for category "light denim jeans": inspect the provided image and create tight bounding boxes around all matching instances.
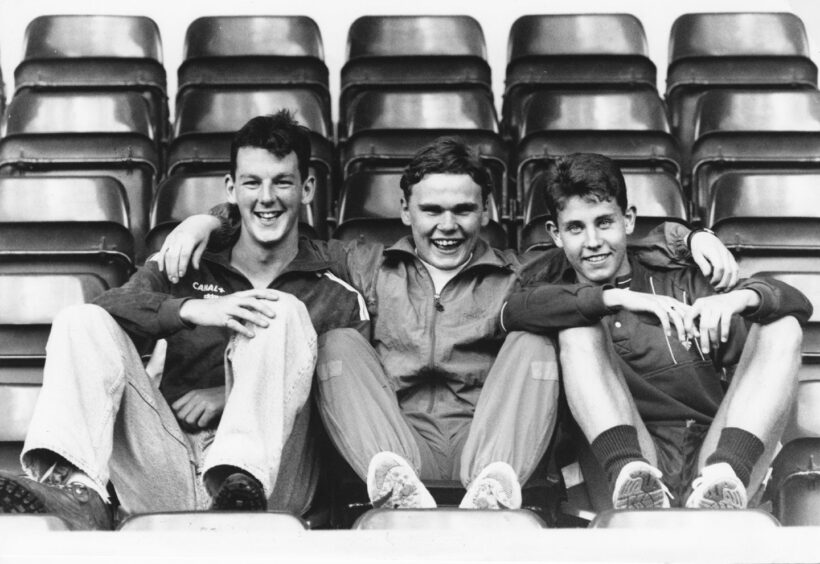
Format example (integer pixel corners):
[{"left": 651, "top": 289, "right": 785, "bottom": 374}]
[{"left": 21, "top": 295, "right": 318, "bottom": 515}]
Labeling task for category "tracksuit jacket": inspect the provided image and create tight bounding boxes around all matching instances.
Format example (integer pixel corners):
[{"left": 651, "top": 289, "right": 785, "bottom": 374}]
[
  {"left": 501, "top": 255, "right": 813, "bottom": 424},
  {"left": 93, "top": 237, "right": 369, "bottom": 405}
]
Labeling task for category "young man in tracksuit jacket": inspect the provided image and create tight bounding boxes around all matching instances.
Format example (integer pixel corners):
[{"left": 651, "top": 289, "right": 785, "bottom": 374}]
[
  {"left": 0, "top": 111, "right": 368, "bottom": 529},
  {"left": 501, "top": 153, "right": 812, "bottom": 510},
  {"left": 158, "top": 138, "right": 740, "bottom": 511}
]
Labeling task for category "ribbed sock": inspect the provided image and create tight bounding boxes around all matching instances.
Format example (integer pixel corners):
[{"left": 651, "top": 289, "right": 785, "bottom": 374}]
[
  {"left": 590, "top": 425, "right": 648, "bottom": 485},
  {"left": 705, "top": 427, "right": 764, "bottom": 487}
]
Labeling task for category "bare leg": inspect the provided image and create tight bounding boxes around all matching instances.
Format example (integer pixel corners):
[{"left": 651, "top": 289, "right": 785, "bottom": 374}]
[
  {"left": 559, "top": 324, "right": 657, "bottom": 464},
  {"left": 699, "top": 317, "right": 803, "bottom": 495}
]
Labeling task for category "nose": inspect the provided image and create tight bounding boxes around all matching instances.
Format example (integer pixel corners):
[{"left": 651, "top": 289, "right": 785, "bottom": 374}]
[
  {"left": 583, "top": 226, "right": 602, "bottom": 249},
  {"left": 438, "top": 211, "right": 457, "bottom": 232},
  {"left": 259, "top": 181, "right": 276, "bottom": 204}
]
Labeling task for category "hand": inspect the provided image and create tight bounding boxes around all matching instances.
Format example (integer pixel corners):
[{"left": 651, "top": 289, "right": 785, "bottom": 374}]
[
  {"left": 684, "top": 290, "right": 760, "bottom": 353},
  {"left": 153, "top": 215, "right": 222, "bottom": 283},
  {"left": 179, "top": 289, "right": 279, "bottom": 338},
  {"left": 603, "top": 288, "right": 693, "bottom": 343},
  {"left": 689, "top": 231, "right": 739, "bottom": 292},
  {"left": 172, "top": 386, "right": 226, "bottom": 429}
]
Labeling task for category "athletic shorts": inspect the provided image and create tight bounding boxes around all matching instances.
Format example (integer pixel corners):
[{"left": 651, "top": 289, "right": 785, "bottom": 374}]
[{"left": 645, "top": 420, "right": 710, "bottom": 506}]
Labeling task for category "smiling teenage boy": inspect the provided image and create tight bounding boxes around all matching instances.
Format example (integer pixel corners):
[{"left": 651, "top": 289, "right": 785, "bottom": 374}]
[
  {"left": 0, "top": 111, "right": 368, "bottom": 529},
  {"left": 502, "top": 153, "right": 812, "bottom": 509}
]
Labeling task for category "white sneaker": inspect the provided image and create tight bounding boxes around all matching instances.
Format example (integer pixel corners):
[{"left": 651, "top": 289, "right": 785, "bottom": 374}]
[
  {"left": 612, "top": 460, "right": 671, "bottom": 509},
  {"left": 685, "top": 463, "right": 747, "bottom": 509},
  {"left": 460, "top": 462, "right": 522, "bottom": 510},
  {"left": 366, "top": 452, "right": 436, "bottom": 509}
]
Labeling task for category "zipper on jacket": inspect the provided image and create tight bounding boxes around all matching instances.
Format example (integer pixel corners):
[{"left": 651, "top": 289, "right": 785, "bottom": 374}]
[{"left": 649, "top": 276, "right": 679, "bottom": 365}]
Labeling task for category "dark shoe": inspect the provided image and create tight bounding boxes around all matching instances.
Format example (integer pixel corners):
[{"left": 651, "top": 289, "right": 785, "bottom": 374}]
[
  {"left": 0, "top": 471, "right": 113, "bottom": 530},
  {"left": 211, "top": 472, "right": 267, "bottom": 511}
]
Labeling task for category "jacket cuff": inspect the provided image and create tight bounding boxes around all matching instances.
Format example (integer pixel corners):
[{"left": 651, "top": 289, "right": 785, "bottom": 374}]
[
  {"left": 158, "top": 298, "right": 193, "bottom": 333},
  {"left": 576, "top": 285, "right": 611, "bottom": 321},
  {"left": 738, "top": 280, "right": 776, "bottom": 321}
]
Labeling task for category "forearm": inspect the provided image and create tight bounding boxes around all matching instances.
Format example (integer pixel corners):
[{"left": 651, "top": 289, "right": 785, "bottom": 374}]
[
  {"left": 629, "top": 221, "right": 692, "bottom": 269},
  {"left": 502, "top": 283, "right": 611, "bottom": 333},
  {"left": 206, "top": 203, "right": 240, "bottom": 251}
]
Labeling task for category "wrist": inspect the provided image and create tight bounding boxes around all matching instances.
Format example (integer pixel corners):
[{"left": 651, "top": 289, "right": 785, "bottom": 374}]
[{"left": 686, "top": 227, "right": 715, "bottom": 251}]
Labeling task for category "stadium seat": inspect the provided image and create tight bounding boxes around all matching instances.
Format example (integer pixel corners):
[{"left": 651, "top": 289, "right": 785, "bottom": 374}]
[
  {"left": 770, "top": 438, "right": 820, "bottom": 526},
  {"left": 340, "top": 90, "right": 507, "bottom": 212},
  {"left": 504, "top": 14, "right": 656, "bottom": 142},
  {"left": 0, "top": 91, "right": 159, "bottom": 262},
  {"left": 147, "top": 174, "right": 316, "bottom": 254},
  {"left": 117, "top": 510, "right": 308, "bottom": 531},
  {"left": 514, "top": 90, "right": 681, "bottom": 203},
  {"left": 177, "top": 16, "right": 329, "bottom": 118},
  {"left": 667, "top": 12, "right": 817, "bottom": 161},
  {"left": 13, "top": 15, "right": 169, "bottom": 144},
  {"left": 0, "top": 176, "right": 134, "bottom": 288},
  {"left": 589, "top": 509, "right": 780, "bottom": 528},
  {"left": 168, "top": 88, "right": 333, "bottom": 238},
  {"left": 352, "top": 508, "right": 546, "bottom": 530},
  {"left": 0, "top": 515, "right": 71, "bottom": 532},
  {"left": 0, "top": 273, "right": 109, "bottom": 474},
  {"left": 339, "top": 15, "right": 491, "bottom": 139},
  {"left": 707, "top": 172, "right": 820, "bottom": 277},
  {"left": 334, "top": 170, "right": 507, "bottom": 248},
  {"left": 520, "top": 171, "right": 688, "bottom": 253}
]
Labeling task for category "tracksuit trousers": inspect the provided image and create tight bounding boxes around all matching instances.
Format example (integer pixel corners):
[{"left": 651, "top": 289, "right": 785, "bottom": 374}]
[{"left": 315, "top": 328, "right": 559, "bottom": 487}]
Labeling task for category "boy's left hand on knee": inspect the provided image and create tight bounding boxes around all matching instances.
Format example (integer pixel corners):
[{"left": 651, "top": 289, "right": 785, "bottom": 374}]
[
  {"left": 686, "top": 290, "right": 760, "bottom": 353},
  {"left": 172, "top": 386, "right": 226, "bottom": 429}
]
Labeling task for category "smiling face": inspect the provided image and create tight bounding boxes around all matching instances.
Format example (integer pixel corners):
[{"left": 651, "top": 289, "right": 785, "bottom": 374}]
[
  {"left": 400, "top": 173, "right": 489, "bottom": 270},
  {"left": 548, "top": 195, "right": 636, "bottom": 284},
  {"left": 226, "top": 147, "right": 314, "bottom": 251}
]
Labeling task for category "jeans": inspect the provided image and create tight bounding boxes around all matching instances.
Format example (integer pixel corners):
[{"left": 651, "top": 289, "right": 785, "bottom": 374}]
[{"left": 22, "top": 296, "right": 318, "bottom": 515}]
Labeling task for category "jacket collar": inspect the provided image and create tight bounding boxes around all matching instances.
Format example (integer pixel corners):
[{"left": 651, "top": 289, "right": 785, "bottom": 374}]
[
  {"left": 202, "top": 236, "right": 334, "bottom": 277},
  {"left": 382, "top": 235, "right": 514, "bottom": 273}
]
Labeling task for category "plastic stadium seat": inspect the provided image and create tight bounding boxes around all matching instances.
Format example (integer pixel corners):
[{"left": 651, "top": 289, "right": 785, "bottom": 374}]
[
  {"left": 168, "top": 89, "right": 333, "bottom": 238},
  {"left": 0, "top": 273, "right": 108, "bottom": 473},
  {"left": 177, "top": 16, "right": 329, "bottom": 117},
  {"left": 691, "top": 90, "right": 820, "bottom": 222},
  {"left": 0, "top": 91, "right": 159, "bottom": 262},
  {"left": 0, "top": 176, "right": 134, "bottom": 288},
  {"left": 520, "top": 171, "right": 688, "bottom": 253},
  {"left": 333, "top": 171, "right": 507, "bottom": 249},
  {"left": 339, "top": 15, "right": 491, "bottom": 139},
  {"left": 782, "top": 366, "right": 820, "bottom": 445},
  {"left": 589, "top": 509, "right": 779, "bottom": 528},
  {"left": 760, "top": 273, "right": 820, "bottom": 361},
  {"left": 770, "top": 438, "right": 820, "bottom": 526},
  {"left": 504, "top": 14, "right": 656, "bottom": 142},
  {"left": 14, "top": 15, "right": 169, "bottom": 143},
  {"left": 0, "top": 515, "right": 71, "bottom": 532},
  {"left": 707, "top": 172, "right": 820, "bottom": 278},
  {"left": 352, "top": 508, "right": 546, "bottom": 530},
  {"left": 667, "top": 13, "right": 817, "bottom": 159},
  {"left": 117, "top": 511, "right": 308, "bottom": 531},
  {"left": 340, "top": 90, "right": 507, "bottom": 210},
  {"left": 514, "top": 90, "right": 681, "bottom": 202},
  {"left": 147, "top": 174, "right": 316, "bottom": 254}
]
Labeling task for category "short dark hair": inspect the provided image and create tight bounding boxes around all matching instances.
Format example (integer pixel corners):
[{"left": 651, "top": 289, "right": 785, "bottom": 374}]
[
  {"left": 541, "top": 153, "right": 627, "bottom": 220},
  {"left": 230, "top": 110, "right": 311, "bottom": 180},
  {"left": 399, "top": 136, "right": 492, "bottom": 202}
]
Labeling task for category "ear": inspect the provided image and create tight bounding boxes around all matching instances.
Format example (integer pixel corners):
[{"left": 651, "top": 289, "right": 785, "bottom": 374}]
[
  {"left": 624, "top": 205, "right": 637, "bottom": 235},
  {"left": 400, "top": 195, "right": 411, "bottom": 226},
  {"left": 546, "top": 220, "right": 563, "bottom": 248},
  {"left": 225, "top": 173, "right": 237, "bottom": 205},
  {"left": 300, "top": 175, "right": 316, "bottom": 205},
  {"left": 480, "top": 198, "right": 490, "bottom": 227}
]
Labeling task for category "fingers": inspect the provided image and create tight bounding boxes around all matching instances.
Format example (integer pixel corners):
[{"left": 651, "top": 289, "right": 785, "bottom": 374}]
[
  {"left": 192, "top": 240, "right": 207, "bottom": 271},
  {"left": 226, "top": 316, "right": 255, "bottom": 338},
  {"left": 719, "top": 308, "right": 733, "bottom": 344},
  {"left": 692, "top": 251, "right": 713, "bottom": 281},
  {"left": 171, "top": 391, "right": 192, "bottom": 413}
]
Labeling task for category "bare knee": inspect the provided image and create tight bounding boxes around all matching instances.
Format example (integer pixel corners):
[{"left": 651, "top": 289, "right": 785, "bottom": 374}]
[
  {"left": 754, "top": 316, "right": 803, "bottom": 361},
  {"left": 558, "top": 324, "right": 609, "bottom": 364}
]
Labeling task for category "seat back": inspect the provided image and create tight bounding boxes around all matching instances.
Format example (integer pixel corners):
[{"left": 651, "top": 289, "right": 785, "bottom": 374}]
[
  {"left": 117, "top": 511, "right": 308, "bottom": 531},
  {"left": 589, "top": 508, "right": 779, "bottom": 528},
  {"left": 353, "top": 508, "right": 546, "bottom": 530},
  {"left": 770, "top": 438, "right": 820, "bottom": 526},
  {"left": 183, "top": 16, "right": 323, "bottom": 59},
  {"left": 347, "top": 15, "right": 486, "bottom": 59}
]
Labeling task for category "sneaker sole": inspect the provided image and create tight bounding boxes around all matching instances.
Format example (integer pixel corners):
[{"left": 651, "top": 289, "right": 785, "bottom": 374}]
[
  {"left": 371, "top": 468, "right": 427, "bottom": 509},
  {"left": 212, "top": 479, "right": 266, "bottom": 511},
  {"left": 0, "top": 476, "right": 47, "bottom": 514},
  {"left": 695, "top": 483, "right": 745, "bottom": 509},
  {"left": 613, "top": 471, "right": 667, "bottom": 510}
]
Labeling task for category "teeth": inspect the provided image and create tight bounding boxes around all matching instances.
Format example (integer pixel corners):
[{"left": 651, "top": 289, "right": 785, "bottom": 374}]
[
  {"left": 432, "top": 240, "right": 461, "bottom": 249},
  {"left": 256, "top": 211, "right": 281, "bottom": 220},
  {"left": 585, "top": 255, "right": 607, "bottom": 263}
]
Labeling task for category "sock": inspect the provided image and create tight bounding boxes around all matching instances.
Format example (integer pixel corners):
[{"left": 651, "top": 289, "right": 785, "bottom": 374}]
[
  {"left": 590, "top": 425, "right": 648, "bottom": 485},
  {"left": 705, "top": 427, "right": 764, "bottom": 487}
]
